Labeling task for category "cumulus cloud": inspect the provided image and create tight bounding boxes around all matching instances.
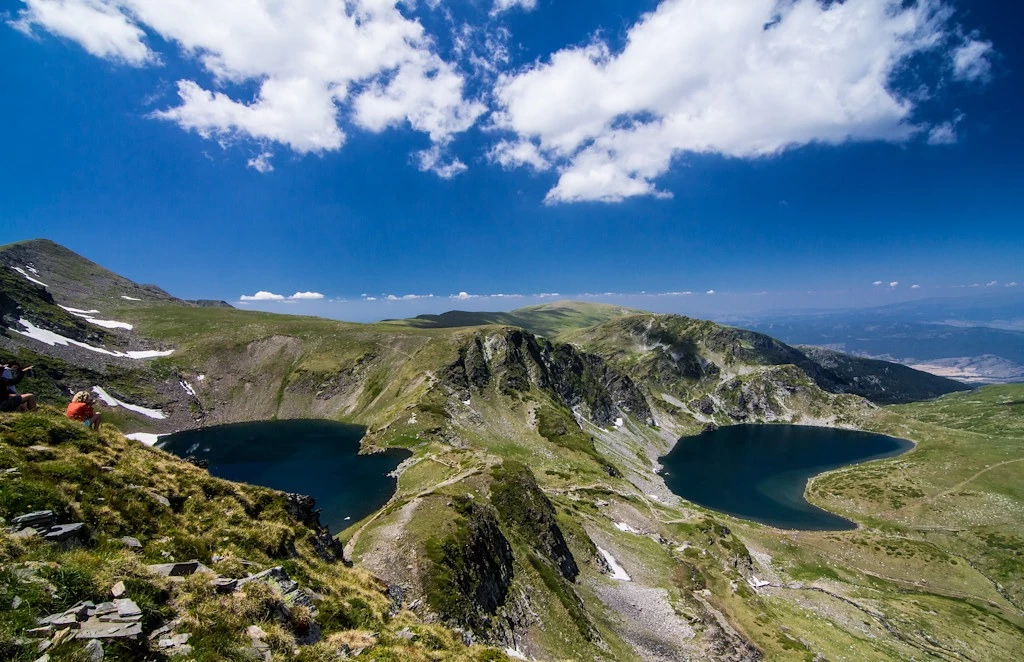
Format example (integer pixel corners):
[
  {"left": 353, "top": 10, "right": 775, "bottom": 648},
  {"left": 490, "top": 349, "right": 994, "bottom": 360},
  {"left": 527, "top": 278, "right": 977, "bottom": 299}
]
[
  {"left": 889, "top": 281, "right": 900, "bottom": 288},
  {"left": 488, "top": 139, "right": 550, "bottom": 172},
  {"left": 1007, "top": 282, "right": 1019, "bottom": 288},
  {"left": 873, "top": 280, "right": 884, "bottom": 286},
  {"left": 952, "top": 37, "right": 994, "bottom": 83},
  {"left": 13, "top": 0, "right": 483, "bottom": 168},
  {"left": 451, "top": 291, "right": 476, "bottom": 300},
  {"left": 11, "top": 0, "right": 154, "bottom": 65},
  {"left": 240, "top": 290, "right": 325, "bottom": 301},
  {"left": 240, "top": 291, "right": 285, "bottom": 301},
  {"left": 911, "top": 284, "right": 921, "bottom": 289},
  {"left": 706, "top": 289, "right": 716, "bottom": 295},
  {"left": 493, "top": 0, "right": 976, "bottom": 203}
]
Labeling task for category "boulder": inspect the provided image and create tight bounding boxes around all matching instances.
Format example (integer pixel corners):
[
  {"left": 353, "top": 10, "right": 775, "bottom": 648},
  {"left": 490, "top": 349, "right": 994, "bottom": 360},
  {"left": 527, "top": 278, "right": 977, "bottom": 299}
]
[
  {"left": 12, "top": 511, "right": 56, "bottom": 530},
  {"left": 110, "top": 582, "right": 126, "bottom": 599},
  {"left": 42, "top": 523, "right": 86, "bottom": 543},
  {"left": 83, "top": 639, "right": 104, "bottom": 661},
  {"left": 118, "top": 536, "right": 142, "bottom": 551}
]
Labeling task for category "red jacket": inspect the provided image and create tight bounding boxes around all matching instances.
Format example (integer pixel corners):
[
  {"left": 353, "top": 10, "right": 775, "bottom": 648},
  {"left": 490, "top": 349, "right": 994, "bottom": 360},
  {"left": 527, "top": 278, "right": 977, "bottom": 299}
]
[{"left": 66, "top": 401, "right": 95, "bottom": 422}]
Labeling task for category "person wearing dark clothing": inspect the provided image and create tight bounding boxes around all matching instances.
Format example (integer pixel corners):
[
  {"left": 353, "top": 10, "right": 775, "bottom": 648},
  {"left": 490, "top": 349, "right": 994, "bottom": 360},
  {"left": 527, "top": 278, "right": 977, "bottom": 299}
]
[{"left": 1, "top": 361, "right": 38, "bottom": 412}]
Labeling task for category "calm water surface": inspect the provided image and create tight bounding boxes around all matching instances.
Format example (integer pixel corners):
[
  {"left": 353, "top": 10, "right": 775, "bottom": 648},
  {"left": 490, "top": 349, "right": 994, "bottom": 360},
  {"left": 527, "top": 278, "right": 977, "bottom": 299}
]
[
  {"left": 659, "top": 425, "right": 912, "bottom": 530},
  {"left": 160, "top": 420, "right": 410, "bottom": 532}
]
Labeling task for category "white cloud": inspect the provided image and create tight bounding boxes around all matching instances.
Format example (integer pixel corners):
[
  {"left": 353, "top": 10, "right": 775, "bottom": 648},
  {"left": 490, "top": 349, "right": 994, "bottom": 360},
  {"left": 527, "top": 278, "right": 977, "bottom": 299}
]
[
  {"left": 385, "top": 293, "right": 434, "bottom": 300},
  {"left": 247, "top": 151, "right": 274, "bottom": 173},
  {"left": 873, "top": 280, "right": 884, "bottom": 286},
  {"left": 493, "top": 0, "right": 969, "bottom": 203},
  {"left": 290, "top": 291, "right": 324, "bottom": 300},
  {"left": 12, "top": 0, "right": 154, "bottom": 65},
  {"left": 240, "top": 291, "right": 285, "bottom": 301},
  {"left": 911, "top": 284, "right": 921, "bottom": 289},
  {"left": 889, "top": 281, "right": 899, "bottom": 288},
  {"left": 927, "top": 122, "right": 957, "bottom": 146},
  {"left": 927, "top": 110, "right": 965, "bottom": 146},
  {"left": 986, "top": 280, "right": 998, "bottom": 287},
  {"left": 415, "top": 145, "right": 468, "bottom": 179},
  {"left": 492, "top": 0, "right": 538, "bottom": 15},
  {"left": 451, "top": 291, "right": 476, "bottom": 300},
  {"left": 706, "top": 289, "right": 716, "bottom": 295},
  {"left": 952, "top": 37, "right": 994, "bottom": 83},
  {"left": 14, "top": 0, "right": 483, "bottom": 167},
  {"left": 1007, "top": 282, "right": 1018, "bottom": 288},
  {"left": 488, "top": 139, "right": 550, "bottom": 172}
]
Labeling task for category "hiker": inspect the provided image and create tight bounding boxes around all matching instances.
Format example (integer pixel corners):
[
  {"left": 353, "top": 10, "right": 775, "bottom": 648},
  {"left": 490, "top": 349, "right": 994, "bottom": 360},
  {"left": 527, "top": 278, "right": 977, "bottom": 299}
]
[
  {"left": 0, "top": 361, "right": 38, "bottom": 412},
  {"left": 66, "top": 390, "right": 102, "bottom": 430}
]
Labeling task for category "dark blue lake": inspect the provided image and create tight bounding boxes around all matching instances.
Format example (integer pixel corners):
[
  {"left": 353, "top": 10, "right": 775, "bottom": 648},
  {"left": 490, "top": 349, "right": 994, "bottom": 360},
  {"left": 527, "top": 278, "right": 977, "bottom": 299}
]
[
  {"left": 160, "top": 420, "right": 410, "bottom": 532},
  {"left": 659, "top": 425, "right": 913, "bottom": 530}
]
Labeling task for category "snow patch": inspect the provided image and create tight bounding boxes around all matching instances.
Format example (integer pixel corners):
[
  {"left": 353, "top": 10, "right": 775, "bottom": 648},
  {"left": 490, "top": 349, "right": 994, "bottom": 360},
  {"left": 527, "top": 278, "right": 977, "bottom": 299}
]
[
  {"left": 408, "top": 413, "right": 418, "bottom": 424},
  {"left": 58, "top": 305, "right": 133, "bottom": 330},
  {"left": 11, "top": 318, "right": 124, "bottom": 357},
  {"left": 614, "top": 522, "right": 640, "bottom": 534},
  {"left": 125, "top": 432, "right": 164, "bottom": 446},
  {"left": 179, "top": 380, "right": 197, "bottom": 398},
  {"left": 462, "top": 399, "right": 471, "bottom": 406},
  {"left": 120, "top": 295, "right": 142, "bottom": 301},
  {"left": 25, "top": 265, "right": 39, "bottom": 274},
  {"left": 92, "top": 386, "right": 166, "bottom": 419},
  {"left": 196, "top": 374, "right": 206, "bottom": 381},
  {"left": 647, "top": 493, "right": 661, "bottom": 501},
  {"left": 9, "top": 318, "right": 172, "bottom": 359},
  {"left": 749, "top": 577, "right": 771, "bottom": 589},
  {"left": 614, "top": 417, "right": 624, "bottom": 428},
  {"left": 126, "top": 349, "right": 174, "bottom": 359},
  {"left": 504, "top": 648, "right": 527, "bottom": 660},
  {"left": 597, "top": 547, "right": 631, "bottom": 581},
  {"left": 12, "top": 267, "right": 48, "bottom": 287}
]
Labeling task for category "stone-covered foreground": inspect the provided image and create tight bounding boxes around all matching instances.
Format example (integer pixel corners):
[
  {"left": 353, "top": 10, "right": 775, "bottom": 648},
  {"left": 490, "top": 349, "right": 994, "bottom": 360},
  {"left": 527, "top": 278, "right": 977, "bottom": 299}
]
[{"left": 0, "top": 410, "right": 508, "bottom": 661}]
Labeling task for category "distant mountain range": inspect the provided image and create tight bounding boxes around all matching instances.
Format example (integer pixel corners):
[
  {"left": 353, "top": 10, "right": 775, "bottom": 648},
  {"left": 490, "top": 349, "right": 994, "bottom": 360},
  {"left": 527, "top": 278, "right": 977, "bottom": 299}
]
[{"left": 731, "top": 295, "right": 1024, "bottom": 384}]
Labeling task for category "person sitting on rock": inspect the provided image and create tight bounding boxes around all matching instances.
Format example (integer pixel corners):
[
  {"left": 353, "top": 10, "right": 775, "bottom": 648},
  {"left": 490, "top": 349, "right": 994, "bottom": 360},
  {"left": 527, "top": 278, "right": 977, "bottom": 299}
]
[
  {"left": 66, "top": 390, "right": 101, "bottom": 430},
  {"left": 0, "top": 361, "right": 38, "bottom": 412}
]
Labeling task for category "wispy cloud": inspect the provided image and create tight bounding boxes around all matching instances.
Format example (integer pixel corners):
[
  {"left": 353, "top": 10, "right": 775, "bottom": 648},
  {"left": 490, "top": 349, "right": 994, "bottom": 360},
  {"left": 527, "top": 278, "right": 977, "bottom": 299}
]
[
  {"left": 889, "top": 281, "right": 899, "bottom": 288},
  {"left": 872, "top": 280, "right": 884, "bottom": 286},
  {"left": 247, "top": 151, "right": 275, "bottom": 173}
]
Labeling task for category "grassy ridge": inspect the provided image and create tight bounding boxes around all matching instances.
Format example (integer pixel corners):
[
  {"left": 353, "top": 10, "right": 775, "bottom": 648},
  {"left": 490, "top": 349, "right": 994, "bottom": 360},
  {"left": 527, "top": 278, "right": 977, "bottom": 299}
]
[{"left": 0, "top": 409, "right": 507, "bottom": 661}]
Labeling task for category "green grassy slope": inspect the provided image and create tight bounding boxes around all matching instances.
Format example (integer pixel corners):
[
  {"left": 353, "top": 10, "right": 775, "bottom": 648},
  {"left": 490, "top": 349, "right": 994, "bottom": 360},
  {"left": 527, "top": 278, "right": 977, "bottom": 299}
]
[
  {"left": 0, "top": 409, "right": 506, "bottom": 661},
  {"left": 0, "top": 239, "right": 179, "bottom": 308}
]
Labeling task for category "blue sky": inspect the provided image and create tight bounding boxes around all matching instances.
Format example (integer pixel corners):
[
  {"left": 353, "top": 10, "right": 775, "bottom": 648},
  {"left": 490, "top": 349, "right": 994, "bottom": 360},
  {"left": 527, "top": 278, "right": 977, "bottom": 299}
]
[{"left": 1, "top": 0, "right": 1022, "bottom": 322}]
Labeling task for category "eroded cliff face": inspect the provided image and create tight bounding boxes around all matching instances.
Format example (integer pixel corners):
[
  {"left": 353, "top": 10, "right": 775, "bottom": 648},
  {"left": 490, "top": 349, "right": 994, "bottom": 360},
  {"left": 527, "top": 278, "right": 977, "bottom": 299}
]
[
  {"left": 443, "top": 328, "right": 654, "bottom": 427},
  {"left": 423, "top": 496, "right": 516, "bottom": 638}
]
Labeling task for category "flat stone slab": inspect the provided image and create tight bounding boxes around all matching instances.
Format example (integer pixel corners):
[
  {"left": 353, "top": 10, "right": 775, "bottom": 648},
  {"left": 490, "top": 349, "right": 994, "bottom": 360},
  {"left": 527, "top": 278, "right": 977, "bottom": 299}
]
[
  {"left": 146, "top": 561, "right": 212, "bottom": 578},
  {"left": 43, "top": 523, "right": 85, "bottom": 542},
  {"left": 77, "top": 620, "right": 142, "bottom": 640},
  {"left": 114, "top": 599, "right": 141, "bottom": 618}
]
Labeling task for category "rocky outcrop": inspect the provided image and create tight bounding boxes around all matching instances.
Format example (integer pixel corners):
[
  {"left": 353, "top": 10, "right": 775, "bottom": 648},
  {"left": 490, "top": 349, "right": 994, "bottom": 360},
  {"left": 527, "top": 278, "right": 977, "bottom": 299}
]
[
  {"left": 443, "top": 328, "right": 653, "bottom": 427},
  {"left": 423, "top": 497, "right": 515, "bottom": 638},
  {"left": 490, "top": 461, "right": 579, "bottom": 582},
  {"left": 284, "top": 493, "right": 345, "bottom": 563}
]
